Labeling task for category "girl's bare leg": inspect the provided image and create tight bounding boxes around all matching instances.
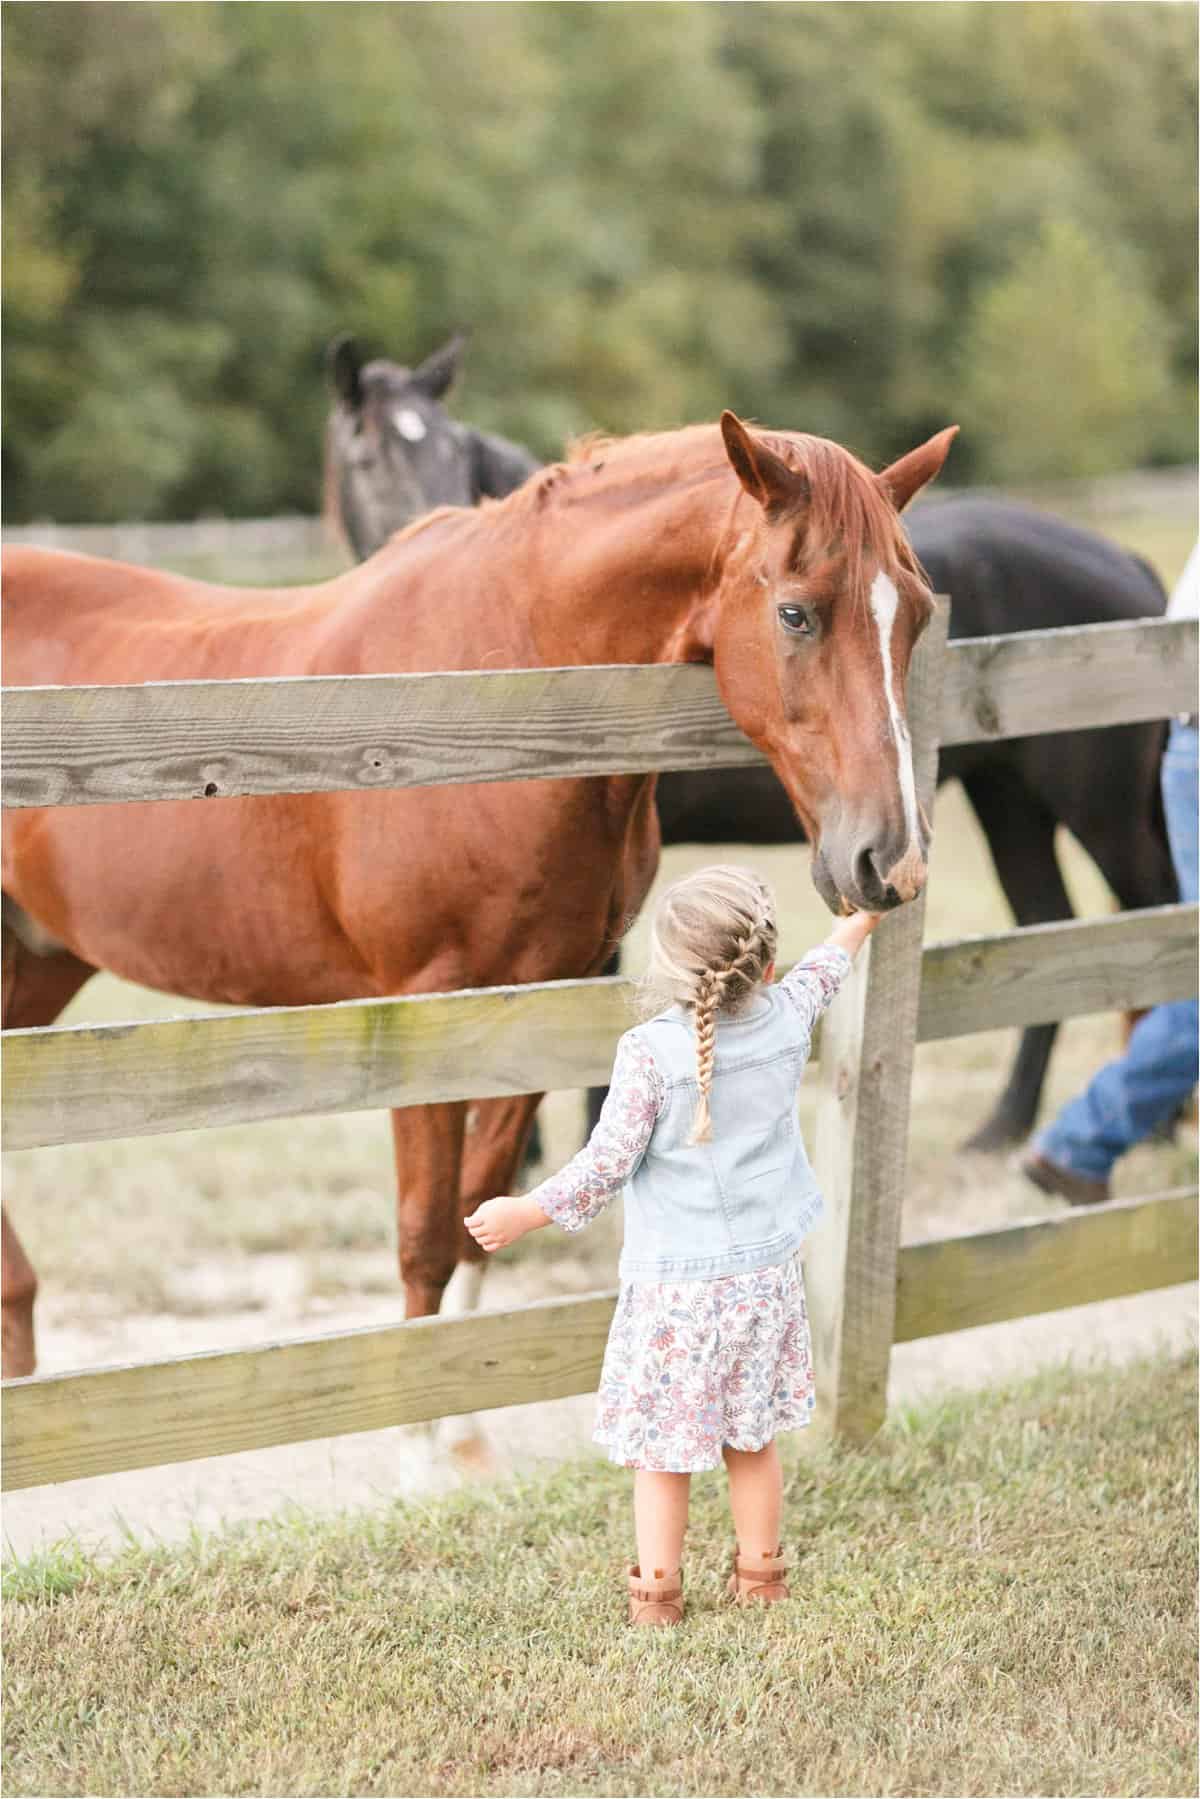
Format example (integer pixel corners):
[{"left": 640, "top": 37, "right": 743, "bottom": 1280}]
[
  {"left": 633, "top": 1470, "right": 691, "bottom": 1575},
  {"left": 723, "top": 1440, "right": 783, "bottom": 1556}
]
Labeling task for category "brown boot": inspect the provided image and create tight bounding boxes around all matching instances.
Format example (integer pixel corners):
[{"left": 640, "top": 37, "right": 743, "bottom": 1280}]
[
  {"left": 726, "top": 1546, "right": 789, "bottom": 1605},
  {"left": 627, "top": 1564, "right": 684, "bottom": 1627},
  {"left": 1020, "top": 1150, "right": 1109, "bottom": 1208}
]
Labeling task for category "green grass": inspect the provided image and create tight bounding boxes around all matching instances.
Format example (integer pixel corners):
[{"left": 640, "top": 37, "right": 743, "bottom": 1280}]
[{"left": 4, "top": 1352, "right": 1196, "bottom": 1797}]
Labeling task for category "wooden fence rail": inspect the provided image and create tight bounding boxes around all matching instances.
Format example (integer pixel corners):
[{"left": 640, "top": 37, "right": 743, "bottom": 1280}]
[
  {"left": 2, "top": 612, "right": 1197, "bottom": 1481},
  {"left": 4, "top": 1186, "right": 1194, "bottom": 1491},
  {"left": 3, "top": 617, "right": 1195, "bottom": 809},
  {"left": 892, "top": 1188, "right": 1198, "bottom": 1343},
  {"left": 4, "top": 905, "right": 1194, "bottom": 1152},
  {"left": 2, "top": 514, "right": 334, "bottom": 563},
  {"left": 914, "top": 902, "right": 1199, "bottom": 1040}
]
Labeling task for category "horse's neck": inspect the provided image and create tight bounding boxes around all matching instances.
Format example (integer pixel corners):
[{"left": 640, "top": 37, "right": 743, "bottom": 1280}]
[
  {"left": 343, "top": 462, "right": 735, "bottom": 675},
  {"left": 523, "top": 467, "right": 734, "bottom": 666}
]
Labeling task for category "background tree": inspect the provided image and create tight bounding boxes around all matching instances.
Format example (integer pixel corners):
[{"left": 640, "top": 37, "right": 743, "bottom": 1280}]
[
  {"left": 3, "top": 0, "right": 1194, "bottom": 521},
  {"left": 959, "top": 217, "right": 1173, "bottom": 483}
]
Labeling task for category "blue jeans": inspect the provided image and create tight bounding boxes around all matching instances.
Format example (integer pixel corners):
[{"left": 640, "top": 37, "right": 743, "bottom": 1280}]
[{"left": 1033, "top": 721, "right": 1198, "bottom": 1180}]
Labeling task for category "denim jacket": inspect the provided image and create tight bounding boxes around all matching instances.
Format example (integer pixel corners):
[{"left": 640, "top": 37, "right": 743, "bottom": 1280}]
[{"left": 533, "top": 947, "right": 849, "bottom": 1284}]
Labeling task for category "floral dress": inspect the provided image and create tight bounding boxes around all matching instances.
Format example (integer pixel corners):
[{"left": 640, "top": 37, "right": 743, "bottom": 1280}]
[{"left": 529, "top": 946, "right": 850, "bottom": 1473}]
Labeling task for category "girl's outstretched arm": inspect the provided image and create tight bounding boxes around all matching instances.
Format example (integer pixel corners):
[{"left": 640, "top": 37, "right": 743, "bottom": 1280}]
[
  {"left": 776, "top": 911, "right": 883, "bottom": 1044},
  {"left": 465, "top": 1032, "right": 664, "bottom": 1253},
  {"left": 825, "top": 909, "right": 884, "bottom": 959}
]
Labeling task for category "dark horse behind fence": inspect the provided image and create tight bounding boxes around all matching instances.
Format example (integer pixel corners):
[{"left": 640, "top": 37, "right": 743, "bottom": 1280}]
[
  {"left": 3, "top": 408, "right": 957, "bottom": 1386},
  {"left": 324, "top": 333, "right": 1176, "bottom": 1154}
]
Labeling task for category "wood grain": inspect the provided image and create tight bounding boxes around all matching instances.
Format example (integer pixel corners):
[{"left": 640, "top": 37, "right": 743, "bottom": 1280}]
[
  {"left": 1, "top": 1289, "right": 618, "bottom": 1491},
  {"left": 7, "top": 1189, "right": 1191, "bottom": 1490},
  {"left": 917, "top": 904, "right": 1199, "bottom": 1041},
  {"left": 0, "top": 663, "right": 760, "bottom": 809},
  {"left": 3, "top": 618, "right": 1194, "bottom": 809},
  {"left": 937, "top": 616, "right": 1197, "bottom": 747},
  {"left": 5, "top": 903, "right": 1195, "bottom": 1152},
  {"left": 1, "top": 975, "right": 637, "bottom": 1151},
  {"left": 894, "top": 1188, "right": 1198, "bottom": 1341}
]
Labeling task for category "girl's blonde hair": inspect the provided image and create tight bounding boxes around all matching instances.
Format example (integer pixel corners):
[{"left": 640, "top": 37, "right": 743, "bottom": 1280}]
[{"left": 643, "top": 864, "right": 778, "bottom": 1144}]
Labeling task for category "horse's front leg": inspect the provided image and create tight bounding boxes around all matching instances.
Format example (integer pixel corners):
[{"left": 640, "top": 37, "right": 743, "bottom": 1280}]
[
  {"left": 958, "top": 769, "right": 1073, "bottom": 1150},
  {"left": 390, "top": 1094, "right": 539, "bottom": 1470},
  {"left": 391, "top": 1100, "right": 469, "bottom": 1319},
  {"left": 2, "top": 913, "right": 99, "bottom": 1374},
  {"left": 439, "top": 1092, "right": 545, "bottom": 1470},
  {"left": 2, "top": 1211, "right": 38, "bottom": 1379}
]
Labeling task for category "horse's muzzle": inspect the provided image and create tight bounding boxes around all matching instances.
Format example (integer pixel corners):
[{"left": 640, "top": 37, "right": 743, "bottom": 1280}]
[{"left": 812, "top": 828, "right": 929, "bottom": 916}]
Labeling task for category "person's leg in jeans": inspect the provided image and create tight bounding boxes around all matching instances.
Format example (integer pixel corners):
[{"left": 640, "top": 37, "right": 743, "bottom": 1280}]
[{"left": 1028, "top": 722, "right": 1198, "bottom": 1189}]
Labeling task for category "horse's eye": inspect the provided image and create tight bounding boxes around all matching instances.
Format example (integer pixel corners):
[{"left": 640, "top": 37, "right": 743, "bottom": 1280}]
[{"left": 778, "top": 604, "right": 815, "bottom": 639}]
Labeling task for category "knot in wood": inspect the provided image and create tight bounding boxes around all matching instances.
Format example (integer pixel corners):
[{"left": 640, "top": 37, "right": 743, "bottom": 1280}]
[{"left": 972, "top": 688, "right": 1002, "bottom": 738}]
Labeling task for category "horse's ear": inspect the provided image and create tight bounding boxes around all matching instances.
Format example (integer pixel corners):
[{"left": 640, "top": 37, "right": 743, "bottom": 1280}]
[
  {"left": 327, "top": 334, "right": 365, "bottom": 408},
  {"left": 720, "top": 411, "right": 808, "bottom": 514},
  {"left": 412, "top": 331, "right": 469, "bottom": 401},
  {"left": 878, "top": 426, "right": 959, "bottom": 513}
]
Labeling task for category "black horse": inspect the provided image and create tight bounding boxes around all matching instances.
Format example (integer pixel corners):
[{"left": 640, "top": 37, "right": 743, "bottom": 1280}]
[
  {"left": 324, "top": 333, "right": 538, "bottom": 560},
  {"left": 325, "top": 334, "right": 1176, "bottom": 1151}
]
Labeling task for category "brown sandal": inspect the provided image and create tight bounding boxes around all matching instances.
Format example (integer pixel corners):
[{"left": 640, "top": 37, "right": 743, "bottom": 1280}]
[
  {"left": 627, "top": 1564, "right": 684, "bottom": 1627},
  {"left": 726, "top": 1545, "right": 789, "bottom": 1605}
]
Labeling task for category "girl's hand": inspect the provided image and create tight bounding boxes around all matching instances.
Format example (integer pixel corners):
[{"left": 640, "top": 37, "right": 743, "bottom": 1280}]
[
  {"left": 827, "top": 909, "right": 885, "bottom": 959},
  {"left": 464, "top": 1194, "right": 550, "bottom": 1253}
]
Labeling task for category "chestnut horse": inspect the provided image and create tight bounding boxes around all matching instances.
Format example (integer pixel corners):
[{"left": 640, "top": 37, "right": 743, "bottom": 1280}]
[
  {"left": 325, "top": 334, "right": 1176, "bottom": 1151},
  {"left": 2, "top": 412, "right": 956, "bottom": 1378}
]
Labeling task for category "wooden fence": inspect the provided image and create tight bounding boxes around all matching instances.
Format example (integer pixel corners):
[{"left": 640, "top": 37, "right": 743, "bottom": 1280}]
[
  {"left": 4, "top": 618, "right": 1195, "bottom": 810},
  {"left": 3, "top": 610, "right": 1197, "bottom": 1487}
]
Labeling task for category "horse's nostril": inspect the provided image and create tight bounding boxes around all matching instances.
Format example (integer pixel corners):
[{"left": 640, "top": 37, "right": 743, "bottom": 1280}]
[
  {"left": 850, "top": 841, "right": 910, "bottom": 909},
  {"left": 852, "top": 847, "right": 886, "bottom": 905}
]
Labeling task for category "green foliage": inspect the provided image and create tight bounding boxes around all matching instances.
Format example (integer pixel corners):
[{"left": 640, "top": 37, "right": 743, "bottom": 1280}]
[
  {"left": 960, "top": 217, "right": 1174, "bottom": 482},
  {"left": 2, "top": 0, "right": 1195, "bottom": 520}
]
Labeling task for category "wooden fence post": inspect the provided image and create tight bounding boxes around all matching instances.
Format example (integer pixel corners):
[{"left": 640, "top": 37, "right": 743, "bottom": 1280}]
[{"left": 805, "top": 600, "right": 950, "bottom": 1444}]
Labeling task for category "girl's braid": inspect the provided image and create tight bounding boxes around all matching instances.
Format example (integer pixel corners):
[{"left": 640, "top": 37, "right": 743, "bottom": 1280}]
[
  {"left": 727, "top": 891, "right": 774, "bottom": 989},
  {"left": 687, "top": 889, "right": 775, "bottom": 1145},
  {"left": 688, "top": 966, "right": 726, "bottom": 1144}
]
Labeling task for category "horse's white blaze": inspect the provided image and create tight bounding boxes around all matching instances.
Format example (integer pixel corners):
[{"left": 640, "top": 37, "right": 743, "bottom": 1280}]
[
  {"left": 393, "top": 406, "right": 427, "bottom": 443},
  {"left": 440, "top": 1259, "right": 485, "bottom": 1317},
  {"left": 869, "top": 571, "right": 923, "bottom": 890}
]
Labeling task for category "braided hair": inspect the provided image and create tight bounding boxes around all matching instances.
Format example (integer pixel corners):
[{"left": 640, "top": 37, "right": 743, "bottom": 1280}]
[{"left": 642, "top": 865, "right": 778, "bottom": 1144}]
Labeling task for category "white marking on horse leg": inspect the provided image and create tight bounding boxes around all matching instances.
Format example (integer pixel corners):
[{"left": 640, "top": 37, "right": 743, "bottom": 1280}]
[
  {"left": 868, "top": 571, "right": 925, "bottom": 898},
  {"left": 440, "top": 1259, "right": 485, "bottom": 1319},
  {"left": 438, "top": 1260, "right": 494, "bottom": 1467}
]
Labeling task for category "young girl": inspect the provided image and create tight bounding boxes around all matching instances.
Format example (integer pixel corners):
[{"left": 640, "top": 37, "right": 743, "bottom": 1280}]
[{"left": 466, "top": 864, "right": 879, "bottom": 1627}]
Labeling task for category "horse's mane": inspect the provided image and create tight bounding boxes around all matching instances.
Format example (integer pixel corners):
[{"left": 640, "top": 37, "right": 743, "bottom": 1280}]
[
  {"left": 752, "top": 427, "right": 923, "bottom": 597},
  {"left": 375, "top": 420, "right": 916, "bottom": 600},
  {"left": 517, "top": 422, "right": 914, "bottom": 597}
]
